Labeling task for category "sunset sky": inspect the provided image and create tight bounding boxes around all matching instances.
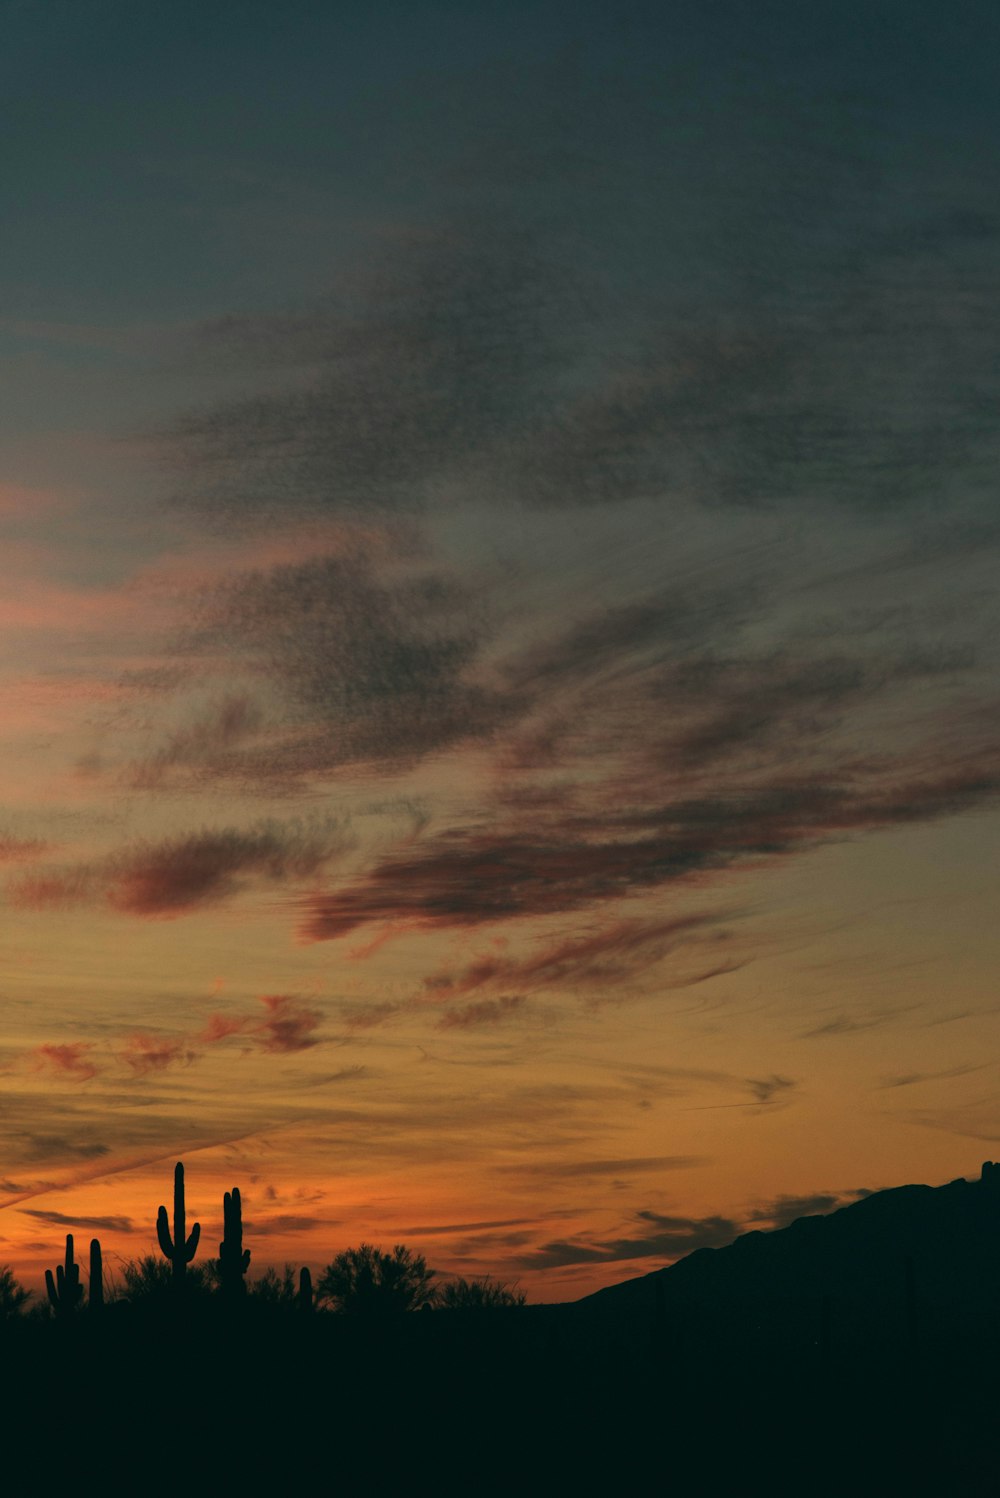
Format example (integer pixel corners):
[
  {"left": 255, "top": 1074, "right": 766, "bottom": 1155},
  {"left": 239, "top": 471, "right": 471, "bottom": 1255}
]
[{"left": 1, "top": 0, "right": 999, "bottom": 1302}]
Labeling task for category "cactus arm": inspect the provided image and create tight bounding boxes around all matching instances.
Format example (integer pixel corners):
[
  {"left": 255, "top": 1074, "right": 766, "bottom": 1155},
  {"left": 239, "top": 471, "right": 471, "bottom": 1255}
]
[
  {"left": 45, "top": 1268, "right": 58, "bottom": 1310},
  {"left": 185, "top": 1220, "right": 201, "bottom": 1262},
  {"left": 157, "top": 1204, "right": 175, "bottom": 1258}
]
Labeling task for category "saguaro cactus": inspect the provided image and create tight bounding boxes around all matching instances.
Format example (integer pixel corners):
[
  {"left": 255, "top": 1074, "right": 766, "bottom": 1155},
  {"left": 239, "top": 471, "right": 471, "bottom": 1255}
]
[
  {"left": 88, "top": 1238, "right": 104, "bottom": 1312},
  {"left": 157, "top": 1161, "right": 201, "bottom": 1283},
  {"left": 46, "top": 1234, "right": 83, "bottom": 1318},
  {"left": 298, "top": 1266, "right": 313, "bottom": 1313},
  {"left": 218, "top": 1187, "right": 250, "bottom": 1299}
]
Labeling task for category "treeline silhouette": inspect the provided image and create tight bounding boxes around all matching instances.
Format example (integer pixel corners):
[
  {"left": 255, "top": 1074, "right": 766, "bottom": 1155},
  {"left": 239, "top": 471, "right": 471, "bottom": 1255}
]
[
  {"left": 2, "top": 1161, "right": 999, "bottom": 1496},
  {"left": 3, "top": 1162, "right": 526, "bottom": 1322}
]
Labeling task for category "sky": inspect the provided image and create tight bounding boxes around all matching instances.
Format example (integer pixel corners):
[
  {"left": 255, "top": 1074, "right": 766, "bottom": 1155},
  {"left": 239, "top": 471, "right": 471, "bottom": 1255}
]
[{"left": 1, "top": 0, "right": 999, "bottom": 1302}]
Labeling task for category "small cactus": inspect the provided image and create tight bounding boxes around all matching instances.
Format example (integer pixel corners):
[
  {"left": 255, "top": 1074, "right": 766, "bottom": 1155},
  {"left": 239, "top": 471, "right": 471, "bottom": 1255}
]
[
  {"left": 45, "top": 1234, "right": 83, "bottom": 1319},
  {"left": 157, "top": 1161, "right": 201, "bottom": 1284},
  {"left": 88, "top": 1238, "right": 104, "bottom": 1312},
  {"left": 298, "top": 1266, "right": 313, "bottom": 1313},
  {"left": 218, "top": 1187, "right": 250, "bottom": 1299}
]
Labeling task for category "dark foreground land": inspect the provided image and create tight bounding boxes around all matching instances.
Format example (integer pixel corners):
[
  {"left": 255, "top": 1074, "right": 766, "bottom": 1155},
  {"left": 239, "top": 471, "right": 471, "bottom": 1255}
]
[
  {"left": 8, "top": 1165, "right": 1000, "bottom": 1494},
  {"left": 3, "top": 1299, "right": 999, "bottom": 1496}
]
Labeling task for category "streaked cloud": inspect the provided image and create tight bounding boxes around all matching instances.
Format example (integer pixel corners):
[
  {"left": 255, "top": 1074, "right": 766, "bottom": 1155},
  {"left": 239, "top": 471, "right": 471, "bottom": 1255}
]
[
  {"left": 299, "top": 762, "right": 1000, "bottom": 941},
  {"left": 10, "top": 818, "right": 349, "bottom": 917},
  {"left": 20, "top": 1209, "right": 134, "bottom": 1233},
  {"left": 518, "top": 1209, "right": 740, "bottom": 1269},
  {"left": 436, "top": 995, "right": 525, "bottom": 1031},
  {"left": 166, "top": 228, "right": 584, "bottom": 524},
  {"left": 34, "top": 1044, "right": 98, "bottom": 1083},
  {"left": 118, "top": 1034, "right": 197, "bottom": 1076}
]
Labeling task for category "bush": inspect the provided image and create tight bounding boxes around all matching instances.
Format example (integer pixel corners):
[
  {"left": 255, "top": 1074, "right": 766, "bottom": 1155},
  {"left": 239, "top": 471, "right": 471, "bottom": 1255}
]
[
  {"left": 318, "top": 1244, "right": 436, "bottom": 1315},
  {"left": 119, "top": 1254, "right": 211, "bottom": 1301},
  {"left": 0, "top": 1266, "right": 30, "bottom": 1320},
  {"left": 437, "top": 1276, "right": 526, "bottom": 1310},
  {"left": 250, "top": 1264, "right": 299, "bottom": 1305}
]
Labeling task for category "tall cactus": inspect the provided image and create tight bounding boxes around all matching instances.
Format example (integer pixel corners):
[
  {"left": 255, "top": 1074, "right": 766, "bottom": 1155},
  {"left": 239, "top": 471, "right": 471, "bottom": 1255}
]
[
  {"left": 45, "top": 1234, "right": 83, "bottom": 1318},
  {"left": 298, "top": 1265, "right": 313, "bottom": 1313},
  {"left": 88, "top": 1238, "right": 104, "bottom": 1312},
  {"left": 218, "top": 1186, "right": 250, "bottom": 1299},
  {"left": 157, "top": 1161, "right": 200, "bottom": 1284}
]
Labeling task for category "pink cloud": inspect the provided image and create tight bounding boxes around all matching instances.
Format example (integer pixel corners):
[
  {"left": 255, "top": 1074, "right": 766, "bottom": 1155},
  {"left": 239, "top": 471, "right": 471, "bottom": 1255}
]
[
  {"left": 437, "top": 995, "right": 525, "bottom": 1030},
  {"left": 10, "top": 820, "right": 340, "bottom": 918},
  {"left": 255, "top": 994, "right": 322, "bottom": 1053},
  {"left": 34, "top": 1043, "right": 98, "bottom": 1082},
  {"left": 425, "top": 913, "right": 726, "bottom": 999},
  {"left": 199, "top": 1013, "right": 250, "bottom": 1043},
  {"left": 118, "top": 1033, "right": 197, "bottom": 1075},
  {"left": 201, "top": 994, "right": 323, "bottom": 1054},
  {"left": 298, "top": 763, "right": 1000, "bottom": 942}
]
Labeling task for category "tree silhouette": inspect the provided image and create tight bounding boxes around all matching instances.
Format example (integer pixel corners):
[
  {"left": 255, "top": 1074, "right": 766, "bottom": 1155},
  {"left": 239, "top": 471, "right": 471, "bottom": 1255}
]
[
  {"left": 437, "top": 1276, "right": 526, "bottom": 1310},
  {"left": 250, "top": 1264, "right": 298, "bottom": 1306},
  {"left": 0, "top": 1265, "right": 29, "bottom": 1320},
  {"left": 318, "top": 1243, "right": 436, "bottom": 1315}
]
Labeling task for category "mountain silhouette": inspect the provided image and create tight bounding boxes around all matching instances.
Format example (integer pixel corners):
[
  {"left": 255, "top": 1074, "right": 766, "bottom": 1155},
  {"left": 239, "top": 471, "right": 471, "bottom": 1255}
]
[{"left": 572, "top": 1160, "right": 1000, "bottom": 1355}]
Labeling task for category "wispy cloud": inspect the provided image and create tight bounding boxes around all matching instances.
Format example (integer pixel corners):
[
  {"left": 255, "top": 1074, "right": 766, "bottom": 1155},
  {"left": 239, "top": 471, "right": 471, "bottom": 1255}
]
[
  {"left": 745, "top": 1192, "right": 847, "bottom": 1230},
  {"left": 126, "top": 695, "right": 264, "bottom": 788},
  {"left": 517, "top": 1209, "right": 740, "bottom": 1269},
  {"left": 166, "top": 228, "right": 583, "bottom": 525},
  {"left": 436, "top": 995, "right": 525, "bottom": 1030},
  {"left": 253, "top": 995, "right": 323, "bottom": 1054},
  {"left": 20, "top": 1208, "right": 134, "bottom": 1233},
  {"left": 878, "top": 1064, "right": 986, "bottom": 1089},
  {"left": 118, "top": 1034, "right": 197, "bottom": 1076},
  {"left": 746, "top": 1076, "right": 796, "bottom": 1106},
  {"left": 495, "top": 1156, "right": 708, "bottom": 1181},
  {"left": 802, "top": 1008, "right": 915, "bottom": 1040},
  {"left": 10, "top": 818, "right": 348, "bottom": 917},
  {"left": 26, "top": 994, "right": 326, "bottom": 1095},
  {"left": 299, "top": 762, "right": 1000, "bottom": 941},
  {"left": 192, "top": 547, "right": 517, "bottom": 775},
  {"left": 242, "top": 1214, "right": 327, "bottom": 1237},
  {"left": 34, "top": 1044, "right": 98, "bottom": 1083},
  {"left": 200, "top": 993, "right": 323, "bottom": 1054},
  {"left": 424, "top": 913, "right": 733, "bottom": 999}
]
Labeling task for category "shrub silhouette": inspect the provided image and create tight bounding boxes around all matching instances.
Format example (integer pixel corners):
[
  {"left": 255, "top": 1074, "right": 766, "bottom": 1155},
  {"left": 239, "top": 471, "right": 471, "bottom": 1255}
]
[
  {"left": 250, "top": 1264, "right": 298, "bottom": 1306},
  {"left": 120, "top": 1253, "right": 210, "bottom": 1302},
  {"left": 319, "top": 1243, "right": 436, "bottom": 1315},
  {"left": 437, "top": 1276, "right": 526, "bottom": 1310},
  {"left": 0, "top": 1265, "right": 30, "bottom": 1320}
]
